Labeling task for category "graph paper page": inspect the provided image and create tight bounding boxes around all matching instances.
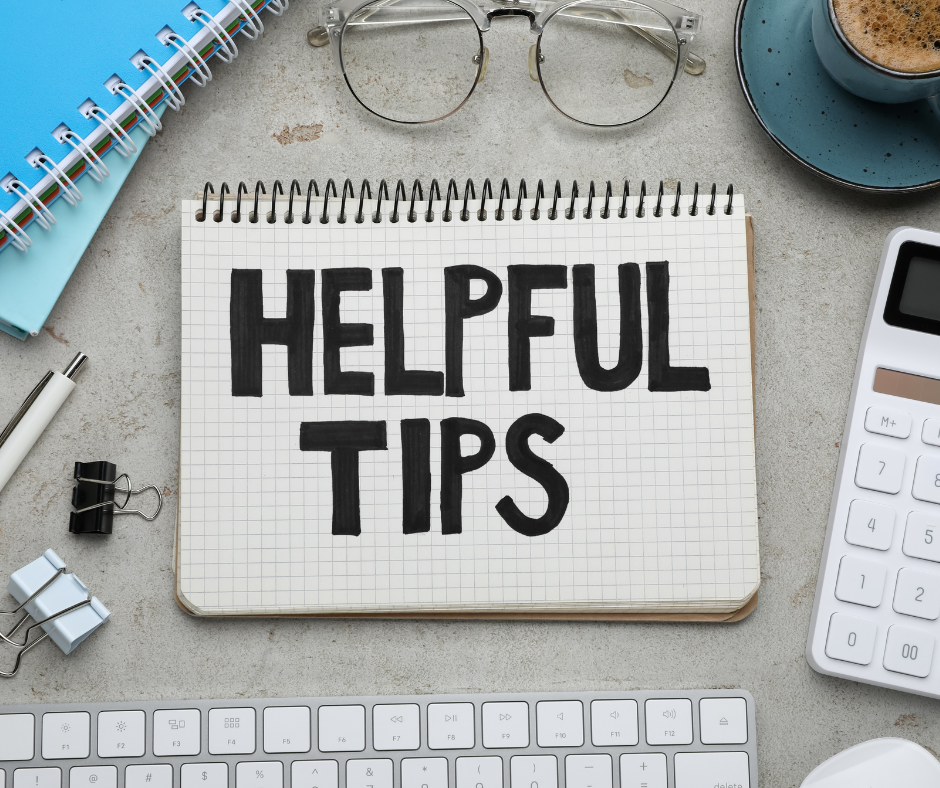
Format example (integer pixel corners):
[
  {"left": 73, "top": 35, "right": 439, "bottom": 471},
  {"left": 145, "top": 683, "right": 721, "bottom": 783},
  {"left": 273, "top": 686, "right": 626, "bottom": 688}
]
[{"left": 178, "top": 193, "right": 758, "bottom": 615}]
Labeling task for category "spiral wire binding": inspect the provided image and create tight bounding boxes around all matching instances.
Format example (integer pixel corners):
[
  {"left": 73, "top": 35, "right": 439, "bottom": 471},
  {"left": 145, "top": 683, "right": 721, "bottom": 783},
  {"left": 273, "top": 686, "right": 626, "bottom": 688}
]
[
  {"left": 159, "top": 28, "right": 212, "bottom": 86},
  {"left": 3, "top": 179, "right": 56, "bottom": 231},
  {"left": 0, "top": 208, "right": 31, "bottom": 252},
  {"left": 195, "top": 179, "right": 737, "bottom": 226},
  {"left": 79, "top": 102, "right": 137, "bottom": 157},
  {"left": 133, "top": 52, "right": 186, "bottom": 110},
  {"left": 185, "top": 4, "right": 239, "bottom": 63},
  {"left": 29, "top": 151, "right": 82, "bottom": 206},
  {"left": 229, "top": 0, "right": 265, "bottom": 38},
  {"left": 108, "top": 77, "right": 162, "bottom": 136},
  {"left": 54, "top": 127, "right": 109, "bottom": 183}
]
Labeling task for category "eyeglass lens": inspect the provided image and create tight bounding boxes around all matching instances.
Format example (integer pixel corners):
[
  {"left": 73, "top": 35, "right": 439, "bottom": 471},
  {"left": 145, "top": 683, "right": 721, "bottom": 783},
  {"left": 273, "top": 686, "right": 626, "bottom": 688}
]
[
  {"left": 537, "top": 0, "right": 679, "bottom": 126},
  {"left": 341, "top": 0, "right": 483, "bottom": 123}
]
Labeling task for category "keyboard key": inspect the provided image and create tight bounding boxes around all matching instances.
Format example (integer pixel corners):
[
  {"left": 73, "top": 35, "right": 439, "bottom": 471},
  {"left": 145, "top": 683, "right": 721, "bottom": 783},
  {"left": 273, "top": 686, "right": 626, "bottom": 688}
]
[
  {"left": 236, "top": 761, "right": 283, "bottom": 788},
  {"left": 565, "top": 755, "right": 611, "bottom": 788},
  {"left": 893, "top": 568, "right": 940, "bottom": 619},
  {"left": 865, "top": 407, "right": 912, "bottom": 439},
  {"left": 263, "top": 706, "right": 310, "bottom": 754},
  {"left": 923, "top": 419, "right": 940, "bottom": 447},
  {"left": 674, "top": 752, "right": 750, "bottom": 788},
  {"left": 483, "top": 702, "right": 529, "bottom": 748},
  {"left": 510, "top": 756, "right": 557, "bottom": 788},
  {"left": 291, "top": 761, "right": 338, "bottom": 788},
  {"left": 14, "top": 769, "right": 60, "bottom": 788},
  {"left": 913, "top": 455, "right": 940, "bottom": 505},
  {"left": 70, "top": 766, "right": 117, "bottom": 788},
  {"left": 0, "top": 714, "right": 34, "bottom": 761},
  {"left": 699, "top": 697, "right": 748, "bottom": 744},
  {"left": 42, "top": 712, "right": 90, "bottom": 759},
  {"left": 903, "top": 512, "right": 940, "bottom": 562},
  {"left": 428, "top": 703, "right": 474, "bottom": 750},
  {"left": 884, "top": 625, "right": 935, "bottom": 677},
  {"left": 347, "top": 759, "right": 393, "bottom": 788},
  {"left": 153, "top": 709, "right": 201, "bottom": 756},
  {"left": 126, "top": 765, "right": 173, "bottom": 788},
  {"left": 374, "top": 704, "right": 420, "bottom": 751},
  {"left": 619, "top": 754, "right": 666, "bottom": 788},
  {"left": 590, "top": 700, "right": 638, "bottom": 746},
  {"left": 845, "top": 500, "right": 896, "bottom": 551},
  {"left": 209, "top": 707, "right": 255, "bottom": 755},
  {"left": 402, "top": 758, "right": 448, "bottom": 788},
  {"left": 855, "top": 443, "right": 905, "bottom": 494},
  {"left": 456, "top": 757, "right": 502, "bottom": 788},
  {"left": 98, "top": 710, "right": 145, "bottom": 758},
  {"left": 318, "top": 705, "right": 365, "bottom": 752},
  {"left": 834, "top": 555, "right": 886, "bottom": 607},
  {"left": 536, "top": 701, "right": 583, "bottom": 747},
  {"left": 825, "top": 612, "right": 877, "bottom": 665},
  {"left": 182, "top": 764, "right": 227, "bottom": 788},
  {"left": 644, "top": 699, "right": 692, "bottom": 746}
]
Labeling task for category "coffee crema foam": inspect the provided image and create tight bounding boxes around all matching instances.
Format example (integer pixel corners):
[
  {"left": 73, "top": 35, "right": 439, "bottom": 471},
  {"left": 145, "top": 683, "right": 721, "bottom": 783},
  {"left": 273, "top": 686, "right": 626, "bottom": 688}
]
[{"left": 833, "top": 0, "right": 940, "bottom": 72}]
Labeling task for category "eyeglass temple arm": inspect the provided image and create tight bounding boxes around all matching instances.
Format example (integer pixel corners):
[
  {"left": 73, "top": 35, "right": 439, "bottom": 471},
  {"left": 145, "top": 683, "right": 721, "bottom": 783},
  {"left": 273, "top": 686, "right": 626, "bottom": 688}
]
[{"left": 309, "top": 2, "right": 705, "bottom": 74}]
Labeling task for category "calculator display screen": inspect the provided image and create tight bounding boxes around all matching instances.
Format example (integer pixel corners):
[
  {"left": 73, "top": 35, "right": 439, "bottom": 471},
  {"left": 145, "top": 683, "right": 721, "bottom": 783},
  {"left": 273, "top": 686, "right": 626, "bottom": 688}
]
[
  {"left": 874, "top": 368, "right": 940, "bottom": 407},
  {"left": 884, "top": 241, "right": 940, "bottom": 336}
]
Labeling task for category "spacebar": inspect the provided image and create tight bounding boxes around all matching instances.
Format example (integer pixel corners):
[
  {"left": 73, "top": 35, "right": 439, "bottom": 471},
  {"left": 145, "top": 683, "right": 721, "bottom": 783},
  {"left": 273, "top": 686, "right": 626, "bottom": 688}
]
[{"left": 674, "top": 752, "right": 750, "bottom": 788}]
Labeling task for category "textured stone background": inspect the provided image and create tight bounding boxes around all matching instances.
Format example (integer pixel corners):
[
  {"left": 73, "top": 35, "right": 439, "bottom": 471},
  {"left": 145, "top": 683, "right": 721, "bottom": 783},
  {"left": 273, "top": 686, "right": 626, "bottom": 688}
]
[{"left": 3, "top": 1, "right": 940, "bottom": 785}]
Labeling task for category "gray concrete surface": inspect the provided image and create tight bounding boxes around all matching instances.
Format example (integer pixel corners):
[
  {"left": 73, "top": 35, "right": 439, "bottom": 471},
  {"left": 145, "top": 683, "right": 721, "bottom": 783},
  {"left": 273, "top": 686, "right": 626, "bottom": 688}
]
[{"left": 3, "top": 1, "right": 940, "bottom": 785}]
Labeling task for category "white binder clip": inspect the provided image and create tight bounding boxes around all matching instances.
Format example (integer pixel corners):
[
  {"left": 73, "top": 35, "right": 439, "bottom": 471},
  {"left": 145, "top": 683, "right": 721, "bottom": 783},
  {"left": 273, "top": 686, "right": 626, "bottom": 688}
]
[{"left": 1, "top": 549, "right": 110, "bottom": 677}]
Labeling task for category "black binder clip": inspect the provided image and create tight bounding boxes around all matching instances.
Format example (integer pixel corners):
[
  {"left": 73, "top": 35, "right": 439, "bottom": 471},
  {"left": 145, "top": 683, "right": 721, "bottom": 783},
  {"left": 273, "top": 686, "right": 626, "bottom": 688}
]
[{"left": 69, "top": 462, "right": 164, "bottom": 534}]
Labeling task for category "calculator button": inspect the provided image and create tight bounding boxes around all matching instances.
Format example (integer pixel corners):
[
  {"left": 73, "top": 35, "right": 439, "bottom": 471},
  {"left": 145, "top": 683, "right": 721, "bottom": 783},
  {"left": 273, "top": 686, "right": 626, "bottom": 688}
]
[
  {"left": 14, "top": 769, "right": 60, "bottom": 788},
  {"left": 855, "top": 444, "right": 906, "bottom": 494},
  {"left": 208, "top": 708, "right": 255, "bottom": 754},
  {"left": 644, "top": 699, "right": 692, "bottom": 745},
  {"left": 291, "top": 760, "right": 338, "bottom": 788},
  {"left": 590, "top": 700, "right": 638, "bottom": 746},
  {"left": 318, "top": 706, "right": 365, "bottom": 752},
  {"left": 456, "top": 757, "right": 502, "bottom": 788},
  {"left": 237, "top": 761, "right": 283, "bottom": 788},
  {"left": 825, "top": 613, "right": 877, "bottom": 665},
  {"left": 347, "top": 759, "right": 393, "bottom": 788},
  {"left": 403, "top": 758, "right": 449, "bottom": 788},
  {"left": 153, "top": 710, "right": 201, "bottom": 756},
  {"left": 510, "top": 756, "right": 557, "bottom": 788},
  {"left": 182, "top": 763, "right": 227, "bottom": 788},
  {"left": 428, "top": 703, "right": 475, "bottom": 750},
  {"left": 674, "top": 753, "right": 750, "bottom": 788},
  {"left": 126, "top": 765, "right": 173, "bottom": 788},
  {"left": 912, "top": 455, "right": 940, "bottom": 505},
  {"left": 42, "top": 712, "right": 90, "bottom": 759},
  {"left": 902, "top": 512, "right": 940, "bottom": 562},
  {"left": 565, "top": 755, "right": 611, "bottom": 788},
  {"left": 883, "top": 625, "right": 935, "bottom": 677},
  {"left": 71, "top": 766, "right": 117, "bottom": 788},
  {"left": 536, "top": 701, "right": 583, "bottom": 747},
  {"left": 865, "top": 407, "right": 912, "bottom": 439},
  {"left": 699, "top": 698, "right": 748, "bottom": 744},
  {"left": 844, "top": 500, "right": 896, "bottom": 551},
  {"left": 834, "top": 555, "right": 887, "bottom": 607},
  {"left": 483, "top": 702, "right": 529, "bottom": 748},
  {"left": 923, "top": 419, "right": 940, "bottom": 448},
  {"left": 893, "top": 568, "right": 940, "bottom": 620},
  {"left": 98, "top": 710, "right": 145, "bottom": 757},
  {"left": 373, "top": 704, "right": 420, "bottom": 751},
  {"left": 263, "top": 706, "right": 310, "bottom": 754},
  {"left": 619, "top": 754, "right": 666, "bottom": 788},
  {"left": 0, "top": 714, "right": 34, "bottom": 761}
]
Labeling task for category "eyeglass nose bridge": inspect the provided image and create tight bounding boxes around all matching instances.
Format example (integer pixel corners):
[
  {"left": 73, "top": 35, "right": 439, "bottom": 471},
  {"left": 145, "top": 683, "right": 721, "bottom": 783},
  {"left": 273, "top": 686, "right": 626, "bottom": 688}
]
[{"left": 477, "top": 5, "right": 543, "bottom": 33}]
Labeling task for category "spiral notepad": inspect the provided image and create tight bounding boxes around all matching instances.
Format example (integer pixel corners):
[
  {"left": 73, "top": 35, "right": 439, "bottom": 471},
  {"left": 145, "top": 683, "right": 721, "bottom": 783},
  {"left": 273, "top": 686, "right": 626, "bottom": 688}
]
[{"left": 177, "top": 178, "right": 759, "bottom": 619}]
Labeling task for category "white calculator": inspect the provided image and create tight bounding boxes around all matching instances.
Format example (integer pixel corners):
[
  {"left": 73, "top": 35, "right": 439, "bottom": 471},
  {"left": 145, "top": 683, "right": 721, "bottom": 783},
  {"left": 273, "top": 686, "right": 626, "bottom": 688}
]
[{"left": 807, "top": 227, "right": 940, "bottom": 698}]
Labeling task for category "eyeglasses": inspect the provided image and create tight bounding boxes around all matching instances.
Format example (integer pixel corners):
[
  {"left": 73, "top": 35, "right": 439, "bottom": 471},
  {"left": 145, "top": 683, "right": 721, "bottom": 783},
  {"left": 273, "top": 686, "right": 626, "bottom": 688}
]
[{"left": 308, "top": 0, "right": 704, "bottom": 126}]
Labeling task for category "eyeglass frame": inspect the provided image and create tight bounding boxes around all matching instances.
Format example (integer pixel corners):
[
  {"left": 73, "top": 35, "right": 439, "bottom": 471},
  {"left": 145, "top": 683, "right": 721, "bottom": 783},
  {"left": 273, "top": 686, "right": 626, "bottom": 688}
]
[{"left": 311, "top": 0, "right": 704, "bottom": 126}]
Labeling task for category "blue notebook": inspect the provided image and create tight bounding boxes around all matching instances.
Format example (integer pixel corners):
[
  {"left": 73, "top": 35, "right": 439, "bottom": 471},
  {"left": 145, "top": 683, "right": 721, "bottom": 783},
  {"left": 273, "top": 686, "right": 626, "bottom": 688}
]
[{"left": 0, "top": 0, "right": 284, "bottom": 339}]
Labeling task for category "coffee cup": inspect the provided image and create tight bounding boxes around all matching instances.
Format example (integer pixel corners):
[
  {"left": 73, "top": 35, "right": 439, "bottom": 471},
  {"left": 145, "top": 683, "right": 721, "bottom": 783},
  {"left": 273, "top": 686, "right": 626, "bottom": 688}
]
[{"left": 812, "top": 0, "right": 940, "bottom": 103}]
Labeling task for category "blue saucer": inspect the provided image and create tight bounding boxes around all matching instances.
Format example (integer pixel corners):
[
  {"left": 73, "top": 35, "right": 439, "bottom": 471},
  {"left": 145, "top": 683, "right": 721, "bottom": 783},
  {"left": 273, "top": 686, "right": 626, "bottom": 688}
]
[{"left": 735, "top": 0, "right": 940, "bottom": 193}]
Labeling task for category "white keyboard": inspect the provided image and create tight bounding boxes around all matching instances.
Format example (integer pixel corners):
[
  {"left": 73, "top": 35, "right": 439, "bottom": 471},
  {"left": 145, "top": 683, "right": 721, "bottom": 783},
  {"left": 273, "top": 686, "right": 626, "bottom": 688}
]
[
  {"left": 0, "top": 691, "right": 757, "bottom": 788},
  {"left": 807, "top": 227, "right": 940, "bottom": 698}
]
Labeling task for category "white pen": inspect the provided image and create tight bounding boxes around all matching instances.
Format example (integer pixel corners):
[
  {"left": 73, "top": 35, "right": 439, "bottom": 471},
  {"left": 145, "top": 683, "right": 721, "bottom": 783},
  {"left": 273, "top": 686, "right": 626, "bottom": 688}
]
[{"left": 0, "top": 352, "right": 87, "bottom": 494}]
